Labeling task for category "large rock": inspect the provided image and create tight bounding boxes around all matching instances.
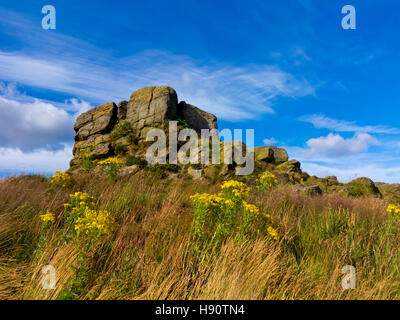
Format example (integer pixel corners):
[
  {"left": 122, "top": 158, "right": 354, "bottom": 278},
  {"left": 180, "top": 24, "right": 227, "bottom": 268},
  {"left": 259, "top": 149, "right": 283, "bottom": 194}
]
[
  {"left": 345, "top": 177, "right": 382, "bottom": 198},
  {"left": 126, "top": 86, "right": 178, "bottom": 134},
  {"left": 177, "top": 101, "right": 218, "bottom": 132},
  {"left": 252, "top": 146, "right": 288, "bottom": 164},
  {"left": 74, "top": 102, "right": 117, "bottom": 141}
]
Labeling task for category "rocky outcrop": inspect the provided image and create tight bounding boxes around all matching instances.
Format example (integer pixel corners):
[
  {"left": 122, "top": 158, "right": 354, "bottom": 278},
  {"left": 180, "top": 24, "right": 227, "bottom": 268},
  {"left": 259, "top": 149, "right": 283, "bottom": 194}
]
[
  {"left": 69, "top": 86, "right": 397, "bottom": 199},
  {"left": 71, "top": 86, "right": 218, "bottom": 166}
]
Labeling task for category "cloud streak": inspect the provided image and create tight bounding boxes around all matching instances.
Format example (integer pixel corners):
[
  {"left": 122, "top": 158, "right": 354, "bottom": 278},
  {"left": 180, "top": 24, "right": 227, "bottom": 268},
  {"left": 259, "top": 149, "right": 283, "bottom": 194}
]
[
  {"left": 0, "top": 50, "right": 315, "bottom": 121},
  {"left": 300, "top": 114, "right": 400, "bottom": 134}
]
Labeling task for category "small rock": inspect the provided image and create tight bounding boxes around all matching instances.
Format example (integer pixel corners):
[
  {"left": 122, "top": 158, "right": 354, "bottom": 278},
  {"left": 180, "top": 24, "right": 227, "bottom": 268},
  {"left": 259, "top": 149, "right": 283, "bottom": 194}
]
[{"left": 295, "top": 185, "right": 322, "bottom": 196}]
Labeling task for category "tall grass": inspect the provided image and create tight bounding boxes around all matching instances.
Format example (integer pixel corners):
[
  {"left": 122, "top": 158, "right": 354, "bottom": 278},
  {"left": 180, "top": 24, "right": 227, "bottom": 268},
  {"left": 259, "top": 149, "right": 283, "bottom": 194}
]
[{"left": 0, "top": 172, "right": 399, "bottom": 300}]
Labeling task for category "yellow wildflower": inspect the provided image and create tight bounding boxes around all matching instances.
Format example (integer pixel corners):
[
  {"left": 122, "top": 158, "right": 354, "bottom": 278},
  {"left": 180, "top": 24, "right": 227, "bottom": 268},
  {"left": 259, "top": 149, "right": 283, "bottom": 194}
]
[
  {"left": 40, "top": 212, "right": 55, "bottom": 223},
  {"left": 50, "top": 171, "right": 71, "bottom": 188},
  {"left": 221, "top": 180, "right": 251, "bottom": 199},
  {"left": 74, "top": 207, "right": 116, "bottom": 237},
  {"left": 387, "top": 204, "right": 400, "bottom": 221},
  {"left": 267, "top": 226, "right": 278, "bottom": 241},
  {"left": 257, "top": 171, "right": 278, "bottom": 191}
]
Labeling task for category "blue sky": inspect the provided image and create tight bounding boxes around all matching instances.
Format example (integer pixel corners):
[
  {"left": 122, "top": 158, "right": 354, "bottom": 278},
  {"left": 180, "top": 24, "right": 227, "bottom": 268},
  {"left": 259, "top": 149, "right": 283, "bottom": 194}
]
[{"left": 1, "top": 0, "right": 400, "bottom": 182}]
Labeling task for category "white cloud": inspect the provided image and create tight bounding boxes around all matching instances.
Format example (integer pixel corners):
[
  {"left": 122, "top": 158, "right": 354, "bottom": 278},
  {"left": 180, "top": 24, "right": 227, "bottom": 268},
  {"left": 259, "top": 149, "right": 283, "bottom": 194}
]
[
  {"left": 0, "top": 96, "right": 73, "bottom": 151},
  {"left": 284, "top": 144, "right": 400, "bottom": 183},
  {"left": 300, "top": 114, "right": 400, "bottom": 134},
  {"left": 263, "top": 137, "right": 278, "bottom": 145},
  {"left": 305, "top": 133, "right": 378, "bottom": 157},
  {"left": 300, "top": 161, "right": 400, "bottom": 183},
  {"left": 0, "top": 83, "right": 94, "bottom": 152},
  {"left": 0, "top": 145, "right": 72, "bottom": 176}
]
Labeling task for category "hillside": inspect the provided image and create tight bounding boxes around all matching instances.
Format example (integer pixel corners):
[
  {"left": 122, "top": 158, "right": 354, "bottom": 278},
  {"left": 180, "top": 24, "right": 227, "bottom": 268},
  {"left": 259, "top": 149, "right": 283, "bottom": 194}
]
[{"left": 0, "top": 86, "right": 399, "bottom": 300}]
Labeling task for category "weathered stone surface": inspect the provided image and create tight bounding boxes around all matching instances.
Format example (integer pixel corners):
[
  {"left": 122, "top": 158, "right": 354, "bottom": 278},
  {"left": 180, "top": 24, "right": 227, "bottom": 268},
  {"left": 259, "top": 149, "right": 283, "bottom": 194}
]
[
  {"left": 177, "top": 101, "right": 218, "bottom": 132},
  {"left": 74, "top": 102, "right": 117, "bottom": 141},
  {"left": 275, "top": 159, "right": 301, "bottom": 174},
  {"left": 72, "top": 134, "right": 112, "bottom": 159},
  {"left": 126, "top": 86, "right": 178, "bottom": 133},
  {"left": 273, "top": 172, "right": 290, "bottom": 185},
  {"left": 252, "top": 146, "right": 288, "bottom": 164}
]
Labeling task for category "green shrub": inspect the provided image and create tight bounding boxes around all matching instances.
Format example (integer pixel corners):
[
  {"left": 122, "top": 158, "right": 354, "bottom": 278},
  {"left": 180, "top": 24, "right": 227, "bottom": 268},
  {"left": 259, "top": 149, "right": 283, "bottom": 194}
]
[
  {"left": 126, "top": 155, "right": 148, "bottom": 168},
  {"left": 110, "top": 121, "right": 134, "bottom": 140}
]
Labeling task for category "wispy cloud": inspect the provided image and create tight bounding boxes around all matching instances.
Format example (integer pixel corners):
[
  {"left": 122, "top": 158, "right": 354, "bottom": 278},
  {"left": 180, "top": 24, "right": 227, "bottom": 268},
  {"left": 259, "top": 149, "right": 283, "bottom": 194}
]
[
  {"left": 0, "top": 50, "right": 315, "bottom": 121},
  {"left": 0, "top": 8, "right": 315, "bottom": 122},
  {"left": 300, "top": 114, "right": 400, "bottom": 134}
]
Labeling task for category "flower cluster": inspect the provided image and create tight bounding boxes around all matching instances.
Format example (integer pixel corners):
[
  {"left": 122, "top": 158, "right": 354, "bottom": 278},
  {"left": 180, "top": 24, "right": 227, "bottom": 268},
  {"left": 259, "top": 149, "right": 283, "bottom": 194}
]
[
  {"left": 40, "top": 211, "right": 56, "bottom": 223},
  {"left": 190, "top": 193, "right": 234, "bottom": 208},
  {"left": 66, "top": 192, "right": 96, "bottom": 210},
  {"left": 50, "top": 171, "right": 72, "bottom": 188},
  {"left": 190, "top": 179, "right": 278, "bottom": 255},
  {"left": 257, "top": 171, "right": 278, "bottom": 191},
  {"left": 63, "top": 192, "right": 116, "bottom": 238},
  {"left": 74, "top": 207, "right": 116, "bottom": 237},
  {"left": 387, "top": 204, "right": 400, "bottom": 221},
  {"left": 97, "top": 157, "right": 124, "bottom": 178},
  {"left": 220, "top": 180, "right": 251, "bottom": 200},
  {"left": 80, "top": 144, "right": 95, "bottom": 158}
]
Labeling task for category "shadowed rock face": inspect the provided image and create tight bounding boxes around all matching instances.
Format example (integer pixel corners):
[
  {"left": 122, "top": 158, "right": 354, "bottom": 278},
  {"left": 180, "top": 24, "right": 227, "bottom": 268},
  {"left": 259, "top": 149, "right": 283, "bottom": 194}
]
[{"left": 177, "top": 101, "right": 218, "bottom": 133}]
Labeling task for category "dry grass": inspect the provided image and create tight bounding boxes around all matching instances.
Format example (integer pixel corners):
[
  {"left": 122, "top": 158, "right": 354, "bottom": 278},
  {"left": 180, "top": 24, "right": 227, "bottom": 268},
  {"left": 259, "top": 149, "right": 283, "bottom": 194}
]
[{"left": 0, "top": 172, "right": 399, "bottom": 300}]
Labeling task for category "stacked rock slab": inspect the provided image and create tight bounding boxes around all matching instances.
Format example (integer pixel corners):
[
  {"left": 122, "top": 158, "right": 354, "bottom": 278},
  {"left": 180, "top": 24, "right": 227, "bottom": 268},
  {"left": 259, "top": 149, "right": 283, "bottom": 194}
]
[
  {"left": 71, "top": 86, "right": 218, "bottom": 166},
  {"left": 72, "top": 102, "right": 118, "bottom": 165}
]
